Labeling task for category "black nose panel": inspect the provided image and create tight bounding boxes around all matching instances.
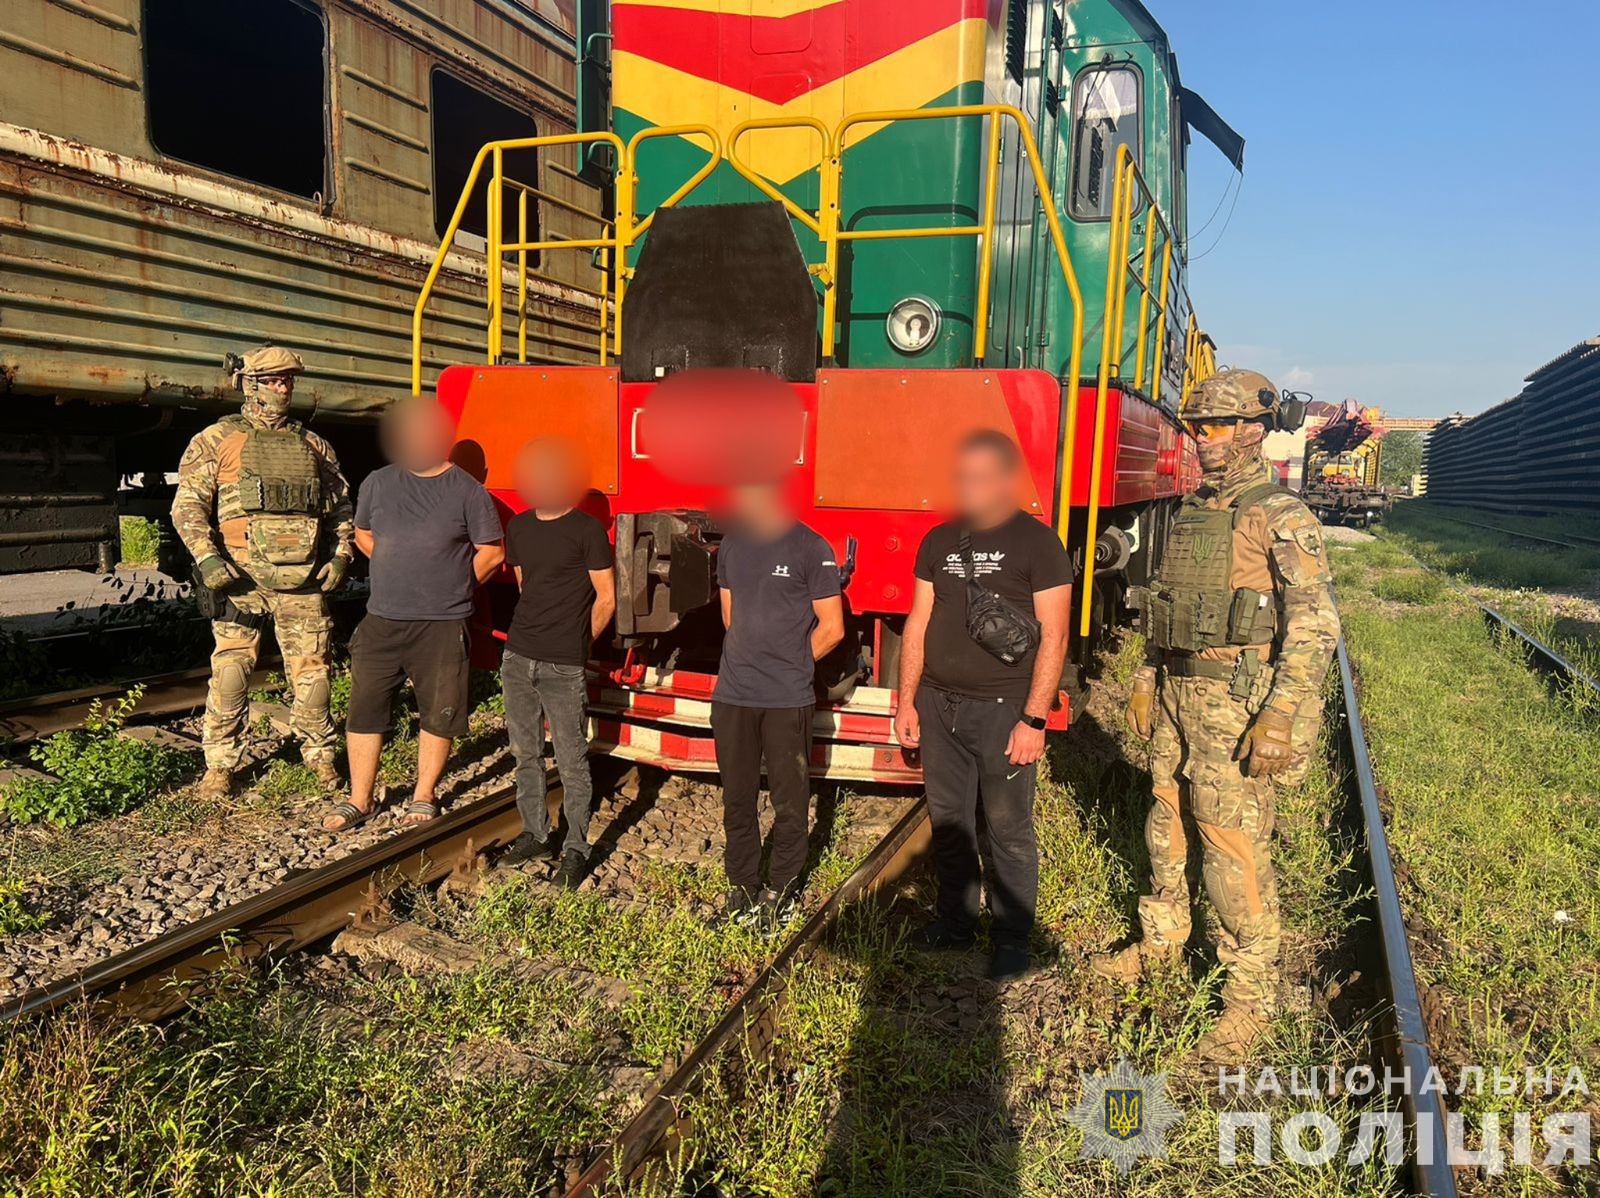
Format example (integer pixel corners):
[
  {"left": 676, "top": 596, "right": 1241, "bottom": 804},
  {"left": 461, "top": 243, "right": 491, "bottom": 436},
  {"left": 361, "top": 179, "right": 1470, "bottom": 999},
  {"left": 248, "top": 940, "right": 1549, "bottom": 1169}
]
[{"left": 619, "top": 201, "right": 819, "bottom": 383}]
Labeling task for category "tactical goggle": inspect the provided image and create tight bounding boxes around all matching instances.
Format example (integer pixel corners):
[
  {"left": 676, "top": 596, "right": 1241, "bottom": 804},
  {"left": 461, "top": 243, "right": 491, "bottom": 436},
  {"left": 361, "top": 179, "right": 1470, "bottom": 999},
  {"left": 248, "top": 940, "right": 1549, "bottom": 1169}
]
[
  {"left": 255, "top": 375, "right": 296, "bottom": 390},
  {"left": 1183, "top": 417, "right": 1240, "bottom": 438}
]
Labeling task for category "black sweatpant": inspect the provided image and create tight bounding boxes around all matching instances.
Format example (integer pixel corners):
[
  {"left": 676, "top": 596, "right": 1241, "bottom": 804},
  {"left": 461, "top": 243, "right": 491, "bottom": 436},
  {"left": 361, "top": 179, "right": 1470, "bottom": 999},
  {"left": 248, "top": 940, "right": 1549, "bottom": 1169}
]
[
  {"left": 710, "top": 701, "right": 814, "bottom": 894},
  {"left": 915, "top": 686, "right": 1039, "bottom": 945}
]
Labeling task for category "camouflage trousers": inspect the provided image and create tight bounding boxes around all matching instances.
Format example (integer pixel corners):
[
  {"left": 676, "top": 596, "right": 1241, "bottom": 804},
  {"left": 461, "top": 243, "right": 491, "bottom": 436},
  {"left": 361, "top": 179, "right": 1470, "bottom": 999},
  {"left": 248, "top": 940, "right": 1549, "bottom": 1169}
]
[
  {"left": 1140, "top": 675, "right": 1281, "bottom": 1014},
  {"left": 204, "top": 587, "right": 335, "bottom": 771}
]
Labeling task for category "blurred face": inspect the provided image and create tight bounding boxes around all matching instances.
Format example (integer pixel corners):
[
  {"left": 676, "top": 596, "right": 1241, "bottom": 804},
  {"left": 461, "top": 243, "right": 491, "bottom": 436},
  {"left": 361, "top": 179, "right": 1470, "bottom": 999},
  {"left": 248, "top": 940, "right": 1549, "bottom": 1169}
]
[
  {"left": 516, "top": 437, "right": 587, "bottom": 512},
  {"left": 381, "top": 398, "right": 455, "bottom": 472},
  {"left": 953, "top": 444, "right": 1019, "bottom": 521},
  {"left": 727, "top": 481, "right": 789, "bottom": 533}
]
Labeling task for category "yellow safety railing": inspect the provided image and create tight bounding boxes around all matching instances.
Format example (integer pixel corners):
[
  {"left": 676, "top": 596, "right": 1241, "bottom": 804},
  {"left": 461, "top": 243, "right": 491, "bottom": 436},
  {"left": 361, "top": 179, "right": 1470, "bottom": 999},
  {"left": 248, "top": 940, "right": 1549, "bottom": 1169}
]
[
  {"left": 1181, "top": 312, "right": 1217, "bottom": 405},
  {"left": 1078, "top": 143, "right": 1179, "bottom": 637},
  {"left": 411, "top": 126, "right": 720, "bottom": 394},
  {"left": 418, "top": 112, "right": 1222, "bottom": 659}
]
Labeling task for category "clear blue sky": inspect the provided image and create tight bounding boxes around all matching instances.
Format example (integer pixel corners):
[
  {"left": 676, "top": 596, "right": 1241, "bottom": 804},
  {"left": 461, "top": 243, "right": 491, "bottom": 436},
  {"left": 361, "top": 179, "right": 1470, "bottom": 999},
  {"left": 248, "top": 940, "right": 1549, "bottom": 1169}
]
[{"left": 1158, "top": 0, "right": 1600, "bottom": 418}]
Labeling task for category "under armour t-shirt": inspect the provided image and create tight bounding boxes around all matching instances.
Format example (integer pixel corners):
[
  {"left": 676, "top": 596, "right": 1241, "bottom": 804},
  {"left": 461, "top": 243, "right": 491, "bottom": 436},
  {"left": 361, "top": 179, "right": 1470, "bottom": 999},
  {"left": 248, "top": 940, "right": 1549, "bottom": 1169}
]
[
  {"left": 714, "top": 521, "right": 841, "bottom": 709},
  {"left": 504, "top": 508, "right": 614, "bottom": 665},
  {"left": 913, "top": 511, "right": 1073, "bottom": 701},
  {"left": 354, "top": 463, "right": 503, "bottom": 621}
]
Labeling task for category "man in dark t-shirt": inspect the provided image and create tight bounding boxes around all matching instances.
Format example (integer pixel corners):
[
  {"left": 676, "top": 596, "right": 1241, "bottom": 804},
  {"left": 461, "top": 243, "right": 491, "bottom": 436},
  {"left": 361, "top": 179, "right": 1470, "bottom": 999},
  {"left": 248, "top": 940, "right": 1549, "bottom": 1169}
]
[
  {"left": 896, "top": 429, "right": 1072, "bottom": 981},
  {"left": 324, "top": 398, "right": 505, "bottom": 833},
  {"left": 497, "top": 439, "right": 616, "bottom": 886},
  {"left": 712, "top": 482, "right": 844, "bottom": 925}
]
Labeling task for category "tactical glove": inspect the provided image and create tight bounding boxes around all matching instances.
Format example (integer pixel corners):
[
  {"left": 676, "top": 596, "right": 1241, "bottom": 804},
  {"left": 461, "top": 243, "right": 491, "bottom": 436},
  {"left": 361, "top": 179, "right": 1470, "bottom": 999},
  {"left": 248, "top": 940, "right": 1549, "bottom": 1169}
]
[
  {"left": 196, "top": 554, "right": 239, "bottom": 592},
  {"left": 1236, "top": 705, "right": 1296, "bottom": 777},
  {"left": 316, "top": 555, "right": 350, "bottom": 594},
  {"left": 1125, "top": 672, "right": 1156, "bottom": 740}
]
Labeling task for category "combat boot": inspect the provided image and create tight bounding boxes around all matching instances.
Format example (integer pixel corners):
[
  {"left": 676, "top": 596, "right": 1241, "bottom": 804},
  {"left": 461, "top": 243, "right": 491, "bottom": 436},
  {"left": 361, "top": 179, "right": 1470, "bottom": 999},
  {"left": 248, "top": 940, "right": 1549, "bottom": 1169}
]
[
  {"left": 1089, "top": 940, "right": 1183, "bottom": 984},
  {"left": 1194, "top": 1005, "right": 1270, "bottom": 1064},
  {"left": 197, "top": 768, "right": 233, "bottom": 800},
  {"left": 308, "top": 760, "right": 342, "bottom": 792}
]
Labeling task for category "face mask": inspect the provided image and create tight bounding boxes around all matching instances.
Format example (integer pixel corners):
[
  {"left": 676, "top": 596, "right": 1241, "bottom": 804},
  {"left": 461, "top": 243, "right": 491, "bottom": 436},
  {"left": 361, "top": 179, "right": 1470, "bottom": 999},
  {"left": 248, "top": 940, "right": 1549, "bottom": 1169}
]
[{"left": 243, "top": 379, "right": 292, "bottom": 427}]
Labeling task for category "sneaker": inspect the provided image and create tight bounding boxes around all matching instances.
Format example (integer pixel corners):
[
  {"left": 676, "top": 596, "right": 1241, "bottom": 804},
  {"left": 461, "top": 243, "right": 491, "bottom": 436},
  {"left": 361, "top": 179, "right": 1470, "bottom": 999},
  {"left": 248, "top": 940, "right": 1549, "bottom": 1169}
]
[
  {"left": 988, "top": 941, "right": 1031, "bottom": 982},
  {"left": 751, "top": 886, "right": 797, "bottom": 932},
  {"left": 556, "top": 849, "right": 588, "bottom": 891},
  {"left": 500, "top": 832, "right": 556, "bottom": 866},
  {"left": 919, "top": 920, "right": 977, "bottom": 951},
  {"left": 720, "top": 887, "right": 759, "bottom": 924}
]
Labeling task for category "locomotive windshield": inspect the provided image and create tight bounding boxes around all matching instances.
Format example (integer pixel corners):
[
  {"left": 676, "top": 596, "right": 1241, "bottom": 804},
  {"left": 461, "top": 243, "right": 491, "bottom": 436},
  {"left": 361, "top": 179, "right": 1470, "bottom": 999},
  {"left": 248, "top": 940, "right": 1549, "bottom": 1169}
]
[{"left": 1070, "top": 64, "right": 1142, "bottom": 221}]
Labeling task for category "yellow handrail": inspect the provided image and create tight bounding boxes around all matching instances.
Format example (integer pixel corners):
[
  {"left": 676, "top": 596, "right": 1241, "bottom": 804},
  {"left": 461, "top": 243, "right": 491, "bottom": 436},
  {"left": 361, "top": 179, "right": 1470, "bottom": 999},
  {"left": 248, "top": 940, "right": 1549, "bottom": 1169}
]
[
  {"left": 1078, "top": 143, "right": 1179, "bottom": 637},
  {"left": 412, "top": 131, "right": 625, "bottom": 394},
  {"left": 411, "top": 127, "right": 721, "bottom": 393}
]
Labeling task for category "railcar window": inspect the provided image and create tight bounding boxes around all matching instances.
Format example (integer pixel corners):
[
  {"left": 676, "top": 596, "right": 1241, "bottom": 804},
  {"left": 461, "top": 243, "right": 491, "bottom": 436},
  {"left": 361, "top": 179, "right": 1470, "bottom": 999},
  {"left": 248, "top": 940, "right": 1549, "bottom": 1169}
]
[
  {"left": 1069, "top": 65, "right": 1142, "bottom": 221},
  {"left": 431, "top": 71, "right": 539, "bottom": 247},
  {"left": 143, "top": 0, "right": 327, "bottom": 200}
]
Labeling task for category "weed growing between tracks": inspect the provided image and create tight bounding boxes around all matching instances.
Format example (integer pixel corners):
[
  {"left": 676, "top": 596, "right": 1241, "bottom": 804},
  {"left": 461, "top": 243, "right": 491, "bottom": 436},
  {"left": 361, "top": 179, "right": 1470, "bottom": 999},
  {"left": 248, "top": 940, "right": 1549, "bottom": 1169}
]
[
  {"left": 0, "top": 786, "right": 887, "bottom": 1195},
  {"left": 1332, "top": 536, "right": 1600, "bottom": 1182},
  {"left": 642, "top": 665, "right": 1400, "bottom": 1196}
]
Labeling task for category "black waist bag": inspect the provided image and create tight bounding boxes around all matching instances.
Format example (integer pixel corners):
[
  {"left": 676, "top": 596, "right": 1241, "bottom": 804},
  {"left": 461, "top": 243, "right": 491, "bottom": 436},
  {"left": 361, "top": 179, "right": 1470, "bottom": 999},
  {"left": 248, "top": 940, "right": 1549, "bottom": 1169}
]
[{"left": 958, "top": 532, "right": 1040, "bottom": 667}]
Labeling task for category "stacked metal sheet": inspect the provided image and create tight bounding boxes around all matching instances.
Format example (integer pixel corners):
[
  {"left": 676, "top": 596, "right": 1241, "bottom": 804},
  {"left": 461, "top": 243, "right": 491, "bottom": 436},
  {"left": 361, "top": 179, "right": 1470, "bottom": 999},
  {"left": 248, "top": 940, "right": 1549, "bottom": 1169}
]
[{"left": 1424, "top": 338, "right": 1600, "bottom": 515}]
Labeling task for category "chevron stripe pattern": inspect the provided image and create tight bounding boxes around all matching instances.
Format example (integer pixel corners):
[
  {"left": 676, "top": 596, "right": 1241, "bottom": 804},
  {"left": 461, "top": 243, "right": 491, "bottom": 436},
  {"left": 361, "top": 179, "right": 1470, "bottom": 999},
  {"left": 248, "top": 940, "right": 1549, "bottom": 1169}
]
[{"left": 613, "top": 0, "right": 990, "bottom": 183}]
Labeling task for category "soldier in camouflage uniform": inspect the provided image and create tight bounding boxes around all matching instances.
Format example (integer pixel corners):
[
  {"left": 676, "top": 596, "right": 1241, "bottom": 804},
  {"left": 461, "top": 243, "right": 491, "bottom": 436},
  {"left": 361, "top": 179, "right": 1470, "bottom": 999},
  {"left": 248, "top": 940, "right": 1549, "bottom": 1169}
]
[
  {"left": 1090, "top": 368, "right": 1340, "bottom": 1061},
  {"left": 171, "top": 347, "right": 355, "bottom": 799}
]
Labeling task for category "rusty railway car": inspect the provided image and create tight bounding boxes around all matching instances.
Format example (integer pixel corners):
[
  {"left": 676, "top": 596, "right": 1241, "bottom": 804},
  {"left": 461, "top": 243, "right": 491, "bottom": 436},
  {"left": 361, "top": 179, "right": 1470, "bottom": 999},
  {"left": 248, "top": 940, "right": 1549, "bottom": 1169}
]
[{"left": 0, "top": 0, "right": 605, "bottom": 572}]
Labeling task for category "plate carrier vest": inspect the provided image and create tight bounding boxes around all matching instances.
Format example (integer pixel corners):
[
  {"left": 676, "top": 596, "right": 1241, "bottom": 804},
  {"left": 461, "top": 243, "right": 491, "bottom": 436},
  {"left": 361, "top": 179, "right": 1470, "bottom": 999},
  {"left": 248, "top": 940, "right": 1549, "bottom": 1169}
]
[
  {"left": 215, "top": 415, "right": 324, "bottom": 591},
  {"left": 1134, "top": 482, "right": 1283, "bottom": 654}
]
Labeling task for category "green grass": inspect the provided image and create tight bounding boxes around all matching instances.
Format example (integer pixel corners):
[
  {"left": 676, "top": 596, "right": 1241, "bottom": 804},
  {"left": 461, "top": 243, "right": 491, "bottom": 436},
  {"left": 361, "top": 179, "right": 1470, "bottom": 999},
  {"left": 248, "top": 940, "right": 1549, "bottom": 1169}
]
[
  {"left": 629, "top": 687, "right": 1398, "bottom": 1196},
  {"left": 0, "top": 785, "right": 891, "bottom": 1195},
  {"left": 1331, "top": 536, "right": 1600, "bottom": 1167},
  {"left": 117, "top": 517, "right": 161, "bottom": 568},
  {"left": 1387, "top": 501, "right": 1600, "bottom": 593}
]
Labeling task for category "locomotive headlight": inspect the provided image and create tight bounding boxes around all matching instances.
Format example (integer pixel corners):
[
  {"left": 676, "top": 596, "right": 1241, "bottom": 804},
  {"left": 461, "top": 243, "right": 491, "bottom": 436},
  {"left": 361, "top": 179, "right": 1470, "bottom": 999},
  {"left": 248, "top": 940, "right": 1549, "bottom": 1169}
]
[{"left": 886, "top": 296, "right": 941, "bottom": 355}]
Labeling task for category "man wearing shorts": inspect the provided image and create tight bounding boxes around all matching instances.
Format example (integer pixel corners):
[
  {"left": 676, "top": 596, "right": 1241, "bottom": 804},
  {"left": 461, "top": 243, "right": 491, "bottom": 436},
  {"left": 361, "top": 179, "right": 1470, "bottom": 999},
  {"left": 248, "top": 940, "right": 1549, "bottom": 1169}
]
[{"left": 323, "top": 398, "right": 504, "bottom": 830}]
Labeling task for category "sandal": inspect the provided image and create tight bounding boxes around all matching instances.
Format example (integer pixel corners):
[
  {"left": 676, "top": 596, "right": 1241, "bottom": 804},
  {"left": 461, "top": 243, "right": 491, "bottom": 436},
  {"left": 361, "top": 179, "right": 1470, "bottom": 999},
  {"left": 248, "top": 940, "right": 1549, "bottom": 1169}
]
[
  {"left": 322, "top": 800, "right": 375, "bottom": 832},
  {"left": 401, "top": 799, "right": 439, "bottom": 825}
]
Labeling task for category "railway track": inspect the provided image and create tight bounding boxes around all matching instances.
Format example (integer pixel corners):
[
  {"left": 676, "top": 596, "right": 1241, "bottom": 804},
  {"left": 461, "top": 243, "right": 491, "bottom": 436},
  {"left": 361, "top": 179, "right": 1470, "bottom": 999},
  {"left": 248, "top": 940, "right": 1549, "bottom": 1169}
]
[
  {"left": 1381, "top": 534, "right": 1600, "bottom": 698},
  {"left": 1335, "top": 642, "right": 1456, "bottom": 1198},
  {"left": 1418, "top": 507, "right": 1600, "bottom": 553},
  {"left": 1, "top": 595, "right": 1510, "bottom": 1192},
  {"left": 4, "top": 752, "right": 931, "bottom": 1193}
]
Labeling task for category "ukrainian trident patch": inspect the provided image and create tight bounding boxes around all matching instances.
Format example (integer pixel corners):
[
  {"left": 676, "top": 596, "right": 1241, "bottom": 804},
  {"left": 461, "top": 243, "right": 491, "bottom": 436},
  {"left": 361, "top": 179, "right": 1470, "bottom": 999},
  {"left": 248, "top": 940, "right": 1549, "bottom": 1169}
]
[{"left": 1105, "top": 1088, "right": 1144, "bottom": 1141}]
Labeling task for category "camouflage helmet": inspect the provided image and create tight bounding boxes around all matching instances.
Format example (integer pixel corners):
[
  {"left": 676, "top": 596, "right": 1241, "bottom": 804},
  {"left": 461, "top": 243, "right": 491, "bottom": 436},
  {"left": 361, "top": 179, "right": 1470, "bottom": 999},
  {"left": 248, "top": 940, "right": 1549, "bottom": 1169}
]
[
  {"left": 240, "top": 346, "right": 305, "bottom": 379},
  {"left": 1181, "top": 367, "right": 1281, "bottom": 423}
]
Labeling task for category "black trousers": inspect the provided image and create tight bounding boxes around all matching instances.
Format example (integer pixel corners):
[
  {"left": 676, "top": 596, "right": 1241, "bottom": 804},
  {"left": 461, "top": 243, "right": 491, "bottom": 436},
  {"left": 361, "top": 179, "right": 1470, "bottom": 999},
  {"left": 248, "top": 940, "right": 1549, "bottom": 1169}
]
[
  {"left": 710, "top": 701, "right": 814, "bottom": 893},
  {"left": 915, "top": 686, "right": 1039, "bottom": 945}
]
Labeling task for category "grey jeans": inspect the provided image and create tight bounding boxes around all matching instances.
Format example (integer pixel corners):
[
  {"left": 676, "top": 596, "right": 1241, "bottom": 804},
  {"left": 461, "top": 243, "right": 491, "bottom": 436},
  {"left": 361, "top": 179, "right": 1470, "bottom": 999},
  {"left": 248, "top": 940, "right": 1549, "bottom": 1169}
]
[{"left": 502, "top": 650, "right": 593, "bottom": 858}]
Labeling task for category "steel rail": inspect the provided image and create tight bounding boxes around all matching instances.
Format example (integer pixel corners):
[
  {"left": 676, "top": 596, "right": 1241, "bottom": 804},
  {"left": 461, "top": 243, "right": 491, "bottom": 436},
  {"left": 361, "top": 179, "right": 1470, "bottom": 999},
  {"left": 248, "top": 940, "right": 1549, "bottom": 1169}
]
[
  {"left": 1337, "top": 642, "right": 1458, "bottom": 1197},
  {"left": 3, "top": 782, "right": 528, "bottom": 1022},
  {"left": 563, "top": 799, "right": 933, "bottom": 1198},
  {"left": 1381, "top": 536, "right": 1600, "bottom": 698},
  {"left": 0, "top": 665, "right": 220, "bottom": 745}
]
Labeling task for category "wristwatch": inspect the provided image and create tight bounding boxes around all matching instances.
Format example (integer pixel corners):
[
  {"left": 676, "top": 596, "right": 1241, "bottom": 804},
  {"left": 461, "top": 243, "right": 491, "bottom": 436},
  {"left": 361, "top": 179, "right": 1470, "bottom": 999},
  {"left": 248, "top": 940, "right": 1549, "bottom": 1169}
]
[{"left": 1020, "top": 713, "right": 1048, "bottom": 731}]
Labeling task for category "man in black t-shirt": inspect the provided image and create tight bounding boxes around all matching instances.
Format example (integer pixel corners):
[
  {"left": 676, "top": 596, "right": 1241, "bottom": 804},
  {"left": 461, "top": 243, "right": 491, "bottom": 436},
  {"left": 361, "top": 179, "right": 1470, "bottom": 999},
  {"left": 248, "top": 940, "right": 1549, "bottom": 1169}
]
[
  {"left": 895, "top": 429, "right": 1072, "bottom": 981},
  {"left": 712, "top": 482, "right": 844, "bottom": 926},
  {"left": 498, "top": 439, "right": 616, "bottom": 887}
]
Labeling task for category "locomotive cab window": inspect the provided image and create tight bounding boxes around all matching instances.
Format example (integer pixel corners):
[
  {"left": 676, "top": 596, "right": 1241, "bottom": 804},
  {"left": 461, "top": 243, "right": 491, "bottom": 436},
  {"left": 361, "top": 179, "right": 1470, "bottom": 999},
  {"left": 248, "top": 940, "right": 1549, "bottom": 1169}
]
[
  {"left": 1069, "top": 64, "right": 1142, "bottom": 221},
  {"left": 431, "top": 70, "right": 539, "bottom": 247},
  {"left": 143, "top": 0, "right": 328, "bottom": 200}
]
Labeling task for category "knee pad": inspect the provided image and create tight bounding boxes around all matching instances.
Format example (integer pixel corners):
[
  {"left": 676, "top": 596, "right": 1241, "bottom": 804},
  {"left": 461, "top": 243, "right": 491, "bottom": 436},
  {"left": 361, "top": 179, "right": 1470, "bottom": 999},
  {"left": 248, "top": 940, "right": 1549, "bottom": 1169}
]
[
  {"left": 1196, "top": 820, "right": 1263, "bottom": 918},
  {"left": 213, "top": 658, "right": 249, "bottom": 709}
]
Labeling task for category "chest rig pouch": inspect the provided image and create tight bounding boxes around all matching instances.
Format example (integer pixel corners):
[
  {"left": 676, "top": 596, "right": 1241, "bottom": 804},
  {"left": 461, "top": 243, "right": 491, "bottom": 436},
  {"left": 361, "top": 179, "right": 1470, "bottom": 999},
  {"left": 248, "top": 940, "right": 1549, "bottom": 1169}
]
[
  {"left": 1130, "top": 483, "right": 1282, "bottom": 653},
  {"left": 229, "top": 419, "right": 324, "bottom": 591}
]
